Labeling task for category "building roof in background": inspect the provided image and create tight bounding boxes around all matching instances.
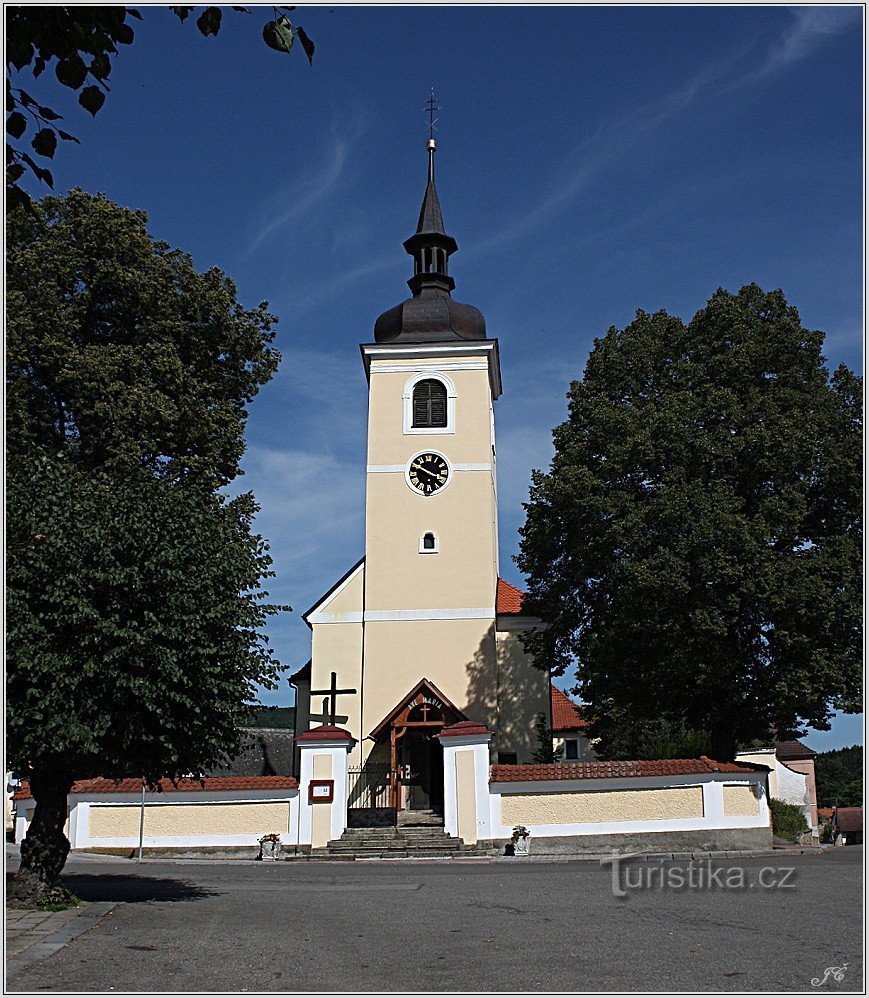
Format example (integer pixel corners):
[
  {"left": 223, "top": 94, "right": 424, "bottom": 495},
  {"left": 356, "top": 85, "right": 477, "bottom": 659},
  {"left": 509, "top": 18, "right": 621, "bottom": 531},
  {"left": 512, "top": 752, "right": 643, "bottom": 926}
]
[
  {"left": 551, "top": 685, "right": 586, "bottom": 732},
  {"left": 496, "top": 578, "right": 527, "bottom": 615},
  {"left": 490, "top": 757, "right": 761, "bottom": 783},
  {"left": 289, "top": 660, "right": 312, "bottom": 684},
  {"left": 207, "top": 728, "right": 295, "bottom": 777},
  {"left": 833, "top": 806, "right": 863, "bottom": 833},
  {"left": 775, "top": 740, "right": 816, "bottom": 761},
  {"left": 245, "top": 706, "right": 295, "bottom": 730},
  {"left": 13, "top": 775, "right": 297, "bottom": 800}
]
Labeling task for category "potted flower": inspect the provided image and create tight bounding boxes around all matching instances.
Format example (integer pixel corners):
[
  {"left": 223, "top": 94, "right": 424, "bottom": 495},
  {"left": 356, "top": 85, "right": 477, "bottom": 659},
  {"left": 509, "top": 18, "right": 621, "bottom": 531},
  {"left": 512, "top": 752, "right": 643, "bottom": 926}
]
[
  {"left": 511, "top": 825, "right": 530, "bottom": 856},
  {"left": 258, "top": 833, "right": 281, "bottom": 861}
]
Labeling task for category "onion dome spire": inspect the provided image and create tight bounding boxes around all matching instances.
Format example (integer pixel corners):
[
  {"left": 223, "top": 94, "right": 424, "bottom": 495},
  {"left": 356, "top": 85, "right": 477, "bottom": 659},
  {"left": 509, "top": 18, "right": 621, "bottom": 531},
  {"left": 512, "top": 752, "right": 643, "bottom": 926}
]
[{"left": 373, "top": 107, "right": 486, "bottom": 344}]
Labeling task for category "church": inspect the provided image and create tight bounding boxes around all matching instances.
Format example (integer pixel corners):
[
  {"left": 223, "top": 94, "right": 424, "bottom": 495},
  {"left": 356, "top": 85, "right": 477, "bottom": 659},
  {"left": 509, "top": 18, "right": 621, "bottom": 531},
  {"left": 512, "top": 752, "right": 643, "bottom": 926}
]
[
  {"left": 290, "top": 134, "right": 554, "bottom": 817},
  {"left": 11, "top": 134, "right": 773, "bottom": 859}
]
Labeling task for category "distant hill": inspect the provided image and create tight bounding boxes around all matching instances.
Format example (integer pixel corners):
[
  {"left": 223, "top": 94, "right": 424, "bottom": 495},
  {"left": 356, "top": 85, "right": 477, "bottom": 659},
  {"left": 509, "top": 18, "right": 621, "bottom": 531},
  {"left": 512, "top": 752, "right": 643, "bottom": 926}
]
[
  {"left": 815, "top": 745, "right": 863, "bottom": 808},
  {"left": 245, "top": 706, "right": 295, "bottom": 730}
]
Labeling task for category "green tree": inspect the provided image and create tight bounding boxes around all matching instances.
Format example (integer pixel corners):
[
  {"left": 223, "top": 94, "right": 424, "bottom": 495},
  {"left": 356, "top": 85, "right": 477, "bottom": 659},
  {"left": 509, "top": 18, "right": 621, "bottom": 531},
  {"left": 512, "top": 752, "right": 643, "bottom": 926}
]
[
  {"left": 814, "top": 745, "right": 863, "bottom": 807},
  {"left": 6, "top": 190, "right": 285, "bottom": 901},
  {"left": 518, "top": 284, "right": 862, "bottom": 761},
  {"left": 6, "top": 5, "right": 314, "bottom": 209}
]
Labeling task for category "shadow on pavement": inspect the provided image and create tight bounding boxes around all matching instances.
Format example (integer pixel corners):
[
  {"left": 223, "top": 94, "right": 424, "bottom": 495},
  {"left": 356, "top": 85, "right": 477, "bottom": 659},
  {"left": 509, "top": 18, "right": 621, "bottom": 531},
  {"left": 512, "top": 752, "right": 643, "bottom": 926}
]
[{"left": 57, "top": 873, "right": 216, "bottom": 903}]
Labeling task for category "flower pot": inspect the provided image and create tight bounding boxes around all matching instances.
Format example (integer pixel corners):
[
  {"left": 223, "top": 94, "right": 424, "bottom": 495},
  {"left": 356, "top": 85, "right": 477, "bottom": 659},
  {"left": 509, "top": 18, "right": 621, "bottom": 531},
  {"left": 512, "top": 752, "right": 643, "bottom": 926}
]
[
  {"left": 513, "top": 835, "right": 530, "bottom": 856},
  {"left": 259, "top": 839, "right": 281, "bottom": 861}
]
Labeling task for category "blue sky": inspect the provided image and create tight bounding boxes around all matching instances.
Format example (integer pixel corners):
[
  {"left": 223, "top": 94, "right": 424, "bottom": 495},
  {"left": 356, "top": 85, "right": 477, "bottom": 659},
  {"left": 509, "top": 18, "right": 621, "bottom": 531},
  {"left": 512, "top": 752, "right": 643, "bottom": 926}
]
[{"left": 25, "top": 5, "right": 863, "bottom": 751}]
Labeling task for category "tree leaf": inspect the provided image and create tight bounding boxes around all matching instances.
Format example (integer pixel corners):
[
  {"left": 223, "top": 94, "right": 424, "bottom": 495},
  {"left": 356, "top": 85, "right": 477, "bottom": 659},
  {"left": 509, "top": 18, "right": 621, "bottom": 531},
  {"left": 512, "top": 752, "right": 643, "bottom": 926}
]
[
  {"left": 21, "top": 152, "right": 53, "bottom": 187},
  {"left": 171, "top": 6, "right": 194, "bottom": 22},
  {"left": 78, "top": 86, "right": 106, "bottom": 116},
  {"left": 6, "top": 162, "right": 25, "bottom": 183},
  {"left": 31, "top": 128, "right": 58, "bottom": 159},
  {"left": 6, "top": 184, "right": 31, "bottom": 213},
  {"left": 295, "top": 25, "right": 315, "bottom": 65},
  {"left": 90, "top": 54, "right": 112, "bottom": 80},
  {"left": 196, "top": 7, "right": 222, "bottom": 37},
  {"left": 55, "top": 55, "right": 88, "bottom": 90},
  {"left": 37, "top": 105, "right": 63, "bottom": 121},
  {"left": 33, "top": 56, "right": 46, "bottom": 79},
  {"left": 262, "top": 15, "right": 294, "bottom": 54},
  {"left": 127, "top": 7, "right": 143, "bottom": 19},
  {"left": 6, "top": 112, "right": 27, "bottom": 140},
  {"left": 58, "top": 130, "right": 81, "bottom": 144}
]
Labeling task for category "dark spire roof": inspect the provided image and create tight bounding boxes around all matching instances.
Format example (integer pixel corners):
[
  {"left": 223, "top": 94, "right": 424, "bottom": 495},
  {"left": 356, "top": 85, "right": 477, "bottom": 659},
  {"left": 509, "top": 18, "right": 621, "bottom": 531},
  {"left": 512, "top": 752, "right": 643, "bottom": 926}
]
[
  {"left": 416, "top": 144, "right": 446, "bottom": 235},
  {"left": 374, "top": 138, "right": 485, "bottom": 344}
]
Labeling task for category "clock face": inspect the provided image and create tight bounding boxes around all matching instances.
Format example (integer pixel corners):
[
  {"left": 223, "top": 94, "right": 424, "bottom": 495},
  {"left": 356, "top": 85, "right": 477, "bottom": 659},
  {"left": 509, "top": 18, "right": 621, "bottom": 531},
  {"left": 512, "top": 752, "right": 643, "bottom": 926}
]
[{"left": 407, "top": 452, "right": 450, "bottom": 495}]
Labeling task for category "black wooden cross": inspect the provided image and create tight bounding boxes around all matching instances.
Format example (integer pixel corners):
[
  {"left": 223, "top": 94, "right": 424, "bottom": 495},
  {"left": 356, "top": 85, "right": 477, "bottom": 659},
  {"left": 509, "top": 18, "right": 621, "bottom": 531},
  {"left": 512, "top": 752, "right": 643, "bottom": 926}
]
[{"left": 310, "top": 671, "right": 357, "bottom": 726}]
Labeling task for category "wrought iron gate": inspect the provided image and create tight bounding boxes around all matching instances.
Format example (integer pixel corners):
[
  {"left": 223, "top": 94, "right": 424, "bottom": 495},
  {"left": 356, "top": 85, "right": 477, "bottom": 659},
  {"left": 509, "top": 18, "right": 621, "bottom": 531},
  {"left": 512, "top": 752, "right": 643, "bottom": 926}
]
[{"left": 347, "top": 765, "right": 392, "bottom": 810}]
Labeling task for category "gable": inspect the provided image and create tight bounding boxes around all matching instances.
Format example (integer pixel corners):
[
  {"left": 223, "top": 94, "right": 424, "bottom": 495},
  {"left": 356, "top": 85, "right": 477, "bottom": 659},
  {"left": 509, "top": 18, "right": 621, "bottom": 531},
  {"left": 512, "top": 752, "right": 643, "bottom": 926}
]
[
  {"left": 369, "top": 677, "right": 466, "bottom": 740},
  {"left": 303, "top": 558, "right": 365, "bottom": 627}
]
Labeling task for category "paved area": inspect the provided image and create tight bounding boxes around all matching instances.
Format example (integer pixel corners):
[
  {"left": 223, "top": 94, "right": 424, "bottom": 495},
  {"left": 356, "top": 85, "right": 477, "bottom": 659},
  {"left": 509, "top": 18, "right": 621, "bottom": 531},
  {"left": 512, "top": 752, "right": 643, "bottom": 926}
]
[
  {"left": 6, "top": 903, "right": 116, "bottom": 979},
  {"left": 5, "top": 847, "right": 862, "bottom": 992}
]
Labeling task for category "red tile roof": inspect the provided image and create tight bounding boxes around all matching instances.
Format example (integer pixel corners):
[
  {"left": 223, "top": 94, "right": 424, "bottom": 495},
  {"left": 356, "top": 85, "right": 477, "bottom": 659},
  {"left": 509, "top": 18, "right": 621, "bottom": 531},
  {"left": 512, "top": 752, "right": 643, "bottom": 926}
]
[
  {"left": 438, "top": 720, "right": 492, "bottom": 739},
  {"left": 775, "top": 739, "right": 816, "bottom": 761},
  {"left": 490, "top": 756, "right": 761, "bottom": 783},
  {"left": 296, "top": 724, "right": 354, "bottom": 743},
  {"left": 13, "top": 775, "right": 298, "bottom": 800},
  {"left": 496, "top": 578, "right": 527, "bottom": 615},
  {"left": 551, "top": 685, "right": 586, "bottom": 732},
  {"left": 834, "top": 806, "right": 863, "bottom": 833}
]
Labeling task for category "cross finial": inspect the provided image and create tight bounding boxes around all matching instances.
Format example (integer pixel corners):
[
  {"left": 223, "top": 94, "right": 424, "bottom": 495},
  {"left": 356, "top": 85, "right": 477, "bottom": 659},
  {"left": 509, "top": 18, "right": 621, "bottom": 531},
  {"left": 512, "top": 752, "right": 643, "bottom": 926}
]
[{"left": 421, "top": 86, "right": 442, "bottom": 142}]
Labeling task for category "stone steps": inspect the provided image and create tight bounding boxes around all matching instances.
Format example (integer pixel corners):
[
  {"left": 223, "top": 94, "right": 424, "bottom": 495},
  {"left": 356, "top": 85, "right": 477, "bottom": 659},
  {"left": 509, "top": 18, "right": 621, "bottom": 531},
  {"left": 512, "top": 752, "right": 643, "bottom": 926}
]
[{"left": 318, "top": 821, "right": 485, "bottom": 860}]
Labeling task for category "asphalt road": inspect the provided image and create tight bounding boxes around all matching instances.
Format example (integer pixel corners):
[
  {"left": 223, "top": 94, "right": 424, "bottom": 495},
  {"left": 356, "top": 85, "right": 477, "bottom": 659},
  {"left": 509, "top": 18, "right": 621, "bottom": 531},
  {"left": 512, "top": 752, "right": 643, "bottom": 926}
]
[{"left": 7, "top": 849, "right": 863, "bottom": 992}]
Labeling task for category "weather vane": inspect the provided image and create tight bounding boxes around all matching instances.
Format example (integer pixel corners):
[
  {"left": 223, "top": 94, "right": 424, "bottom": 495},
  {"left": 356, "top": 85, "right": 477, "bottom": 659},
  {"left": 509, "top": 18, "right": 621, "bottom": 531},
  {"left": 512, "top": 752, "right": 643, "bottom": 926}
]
[{"left": 421, "top": 87, "right": 443, "bottom": 141}]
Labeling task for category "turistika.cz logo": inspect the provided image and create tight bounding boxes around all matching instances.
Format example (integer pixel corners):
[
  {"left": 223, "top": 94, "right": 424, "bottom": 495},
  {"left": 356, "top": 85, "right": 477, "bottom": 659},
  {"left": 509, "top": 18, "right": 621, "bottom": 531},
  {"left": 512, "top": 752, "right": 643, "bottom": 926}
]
[{"left": 600, "top": 853, "right": 797, "bottom": 898}]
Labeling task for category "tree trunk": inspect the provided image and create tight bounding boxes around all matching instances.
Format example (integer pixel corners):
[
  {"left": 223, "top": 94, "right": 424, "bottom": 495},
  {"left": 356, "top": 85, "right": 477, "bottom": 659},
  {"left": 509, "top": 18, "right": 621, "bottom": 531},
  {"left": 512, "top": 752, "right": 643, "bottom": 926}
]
[{"left": 7, "top": 769, "right": 73, "bottom": 905}]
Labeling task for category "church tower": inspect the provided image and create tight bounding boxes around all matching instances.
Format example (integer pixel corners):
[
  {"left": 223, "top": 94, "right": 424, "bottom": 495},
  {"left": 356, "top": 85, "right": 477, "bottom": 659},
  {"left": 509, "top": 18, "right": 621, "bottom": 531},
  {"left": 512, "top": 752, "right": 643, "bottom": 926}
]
[{"left": 295, "top": 131, "right": 549, "bottom": 812}]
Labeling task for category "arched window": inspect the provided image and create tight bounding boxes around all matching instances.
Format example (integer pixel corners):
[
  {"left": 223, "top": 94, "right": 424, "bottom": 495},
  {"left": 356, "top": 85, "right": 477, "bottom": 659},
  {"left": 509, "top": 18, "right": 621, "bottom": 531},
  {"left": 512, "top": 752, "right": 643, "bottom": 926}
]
[{"left": 412, "top": 379, "right": 448, "bottom": 428}]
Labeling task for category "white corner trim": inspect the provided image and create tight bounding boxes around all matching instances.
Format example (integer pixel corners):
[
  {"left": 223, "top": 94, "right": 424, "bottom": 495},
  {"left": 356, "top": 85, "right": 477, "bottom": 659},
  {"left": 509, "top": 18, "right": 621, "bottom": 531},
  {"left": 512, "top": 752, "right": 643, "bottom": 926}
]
[{"left": 304, "top": 560, "right": 365, "bottom": 621}]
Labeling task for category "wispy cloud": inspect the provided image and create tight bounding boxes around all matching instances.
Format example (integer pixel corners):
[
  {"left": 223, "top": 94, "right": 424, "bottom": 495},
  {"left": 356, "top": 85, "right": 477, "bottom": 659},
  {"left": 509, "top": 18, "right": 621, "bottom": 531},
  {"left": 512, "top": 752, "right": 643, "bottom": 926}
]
[
  {"left": 243, "top": 135, "right": 351, "bottom": 258},
  {"left": 733, "top": 7, "right": 860, "bottom": 88},
  {"left": 469, "top": 8, "right": 857, "bottom": 257}
]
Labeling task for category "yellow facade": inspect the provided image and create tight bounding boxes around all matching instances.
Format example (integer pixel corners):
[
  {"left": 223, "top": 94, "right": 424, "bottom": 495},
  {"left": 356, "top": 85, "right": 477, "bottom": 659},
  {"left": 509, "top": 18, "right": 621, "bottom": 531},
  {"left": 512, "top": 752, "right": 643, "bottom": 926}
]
[
  {"left": 88, "top": 802, "right": 292, "bottom": 839},
  {"left": 723, "top": 784, "right": 760, "bottom": 817},
  {"left": 500, "top": 786, "right": 704, "bottom": 826},
  {"left": 303, "top": 339, "right": 550, "bottom": 766}
]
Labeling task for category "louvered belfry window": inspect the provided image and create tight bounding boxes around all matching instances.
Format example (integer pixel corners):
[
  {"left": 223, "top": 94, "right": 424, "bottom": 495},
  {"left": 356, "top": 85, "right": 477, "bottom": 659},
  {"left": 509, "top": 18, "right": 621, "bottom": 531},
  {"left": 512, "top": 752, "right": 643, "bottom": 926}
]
[{"left": 412, "top": 379, "right": 448, "bottom": 428}]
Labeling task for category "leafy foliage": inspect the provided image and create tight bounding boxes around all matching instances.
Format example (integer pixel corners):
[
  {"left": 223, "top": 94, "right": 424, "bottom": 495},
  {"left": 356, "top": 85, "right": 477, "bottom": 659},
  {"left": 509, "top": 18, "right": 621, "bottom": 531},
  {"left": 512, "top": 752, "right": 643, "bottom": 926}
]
[
  {"left": 518, "top": 284, "right": 862, "bottom": 760},
  {"left": 814, "top": 745, "right": 863, "bottom": 808},
  {"left": 602, "top": 718, "right": 713, "bottom": 761},
  {"left": 5, "top": 5, "right": 313, "bottom": 209},
  {"left": 532, "top": 712, "right": 556, "bottom": 763},
  {"left": 6, "top": 190, "right": 286, "bottom": 891},
  {"left": 7, "top": 457, "right": 285, "bottom": 783},
  {"left": 7, "top": 189, "right": 279, "bottom": 486},
  {"left": 769, "top": 798, "right": 809, "bottom": 843}
]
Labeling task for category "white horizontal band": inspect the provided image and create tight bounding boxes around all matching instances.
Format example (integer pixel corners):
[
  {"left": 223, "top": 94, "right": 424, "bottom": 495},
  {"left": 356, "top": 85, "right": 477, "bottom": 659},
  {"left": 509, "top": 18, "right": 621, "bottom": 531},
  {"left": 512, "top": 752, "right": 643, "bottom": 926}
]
[
  {"left": 368, "top": 463, "right": 492, "bottom": 474},
  {"left": 372, "top": 362, "right": 489, "bottom": 373},
  {"left": 307, "top": 608, "right": 496, "bottom": 624}
]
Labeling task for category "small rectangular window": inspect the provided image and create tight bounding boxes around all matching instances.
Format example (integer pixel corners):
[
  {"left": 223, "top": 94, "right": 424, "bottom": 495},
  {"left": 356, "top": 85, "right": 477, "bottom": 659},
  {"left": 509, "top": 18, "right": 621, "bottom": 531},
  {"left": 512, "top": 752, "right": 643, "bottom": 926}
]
[
  {"left": 498, "top": 752, "right": 518, "bottom": 765},
  {"left": 564, "top": 739, "right": 580, "bottom": 761}
]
